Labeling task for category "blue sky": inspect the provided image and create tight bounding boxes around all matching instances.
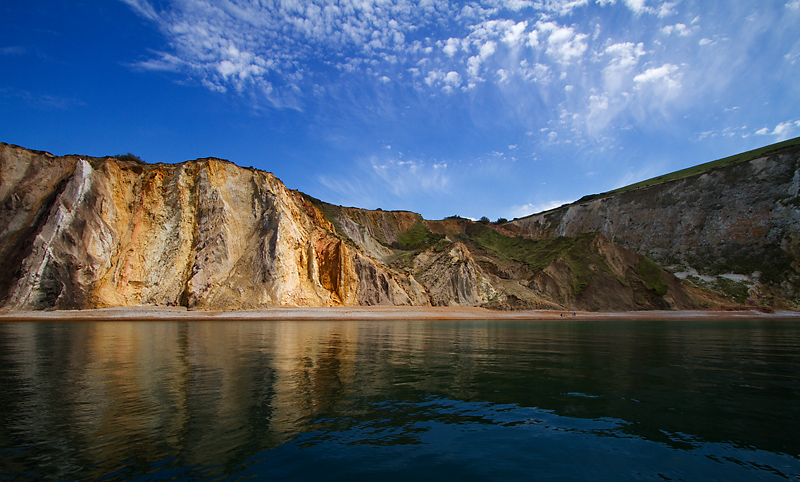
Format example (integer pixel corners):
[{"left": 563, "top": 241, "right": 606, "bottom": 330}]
[{"left": 2, "top": 0, "right": 799, "bottom": 220}]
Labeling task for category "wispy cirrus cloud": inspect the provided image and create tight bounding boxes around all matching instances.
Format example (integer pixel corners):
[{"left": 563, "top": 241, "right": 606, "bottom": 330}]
[
  {"left": 317, "top": 154, "right": 452, "bottom": 211},
  {"left": 120, "top": 0, "right": 800, "bottom": 188},
  {"left": 0, "top": 87, "right": 85, "bottom": 111},
  {"left": 120, "top": 0, "right": 685, "bottom": 108},
  {"left": 508, "top": 199, "right": 574, "bottom": 219}
]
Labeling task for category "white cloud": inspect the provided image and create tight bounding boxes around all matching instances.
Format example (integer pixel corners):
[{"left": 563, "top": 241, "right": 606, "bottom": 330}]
[
  {"left": 502, "top": 21, "right": 529, "bottom": 46},
  {"left": 425, "top": 69, "right": 444, "bottom": 86},
  {"left": 548, "top": 0, "right": 590, "bottom": 15},
  {"left": 480, "top": 40, "right": 498, "bottom": 59},
  {"left": 443, "top": 38, "right": 460, "bottom": 57},
  {"left": 131, "top": 52, "right": 183, "bottom": 72},
  {"left": 467, "top": 55, "right": 483, "bottom": 79},
  {"left": 589, "top": 93, "right": 609, "bottom": 110},
  {"left": 496, "top": 68, "right": 511, "bottom": 83},
  {"left": 756, "top": 120, "right": 800, "bottom": 140},
  {"left": 605, "top": 42, "right": 646, "bottom": 70},
  {"left": 119, "top": 0, "right": 797, "bottom": 164},
  {"left": 773, "top": 122, "right": 796, "bottom": 136},
  {"left": 657, "top": 1, "right": 678, "bottom": 17},
  {"left": 537, "top": 22, "right": 588, "bottom": 63},
  {"left": 623, "top": 0, "right": 649, "bottom": 14},
  {"left": 662, "top": 23, "right": 693, "bottom": 36},
  {"left": 633, "top": 63, "right": 680, "bottom": 88},
  {"left": 423, "top": 68, "right": 462, "bottom": 92},
  {"left": 123, "top": 0, "right": 466, "bottom": 105},
  {"left": 445, "top": 70, "right": 462, "bottom": 86}
]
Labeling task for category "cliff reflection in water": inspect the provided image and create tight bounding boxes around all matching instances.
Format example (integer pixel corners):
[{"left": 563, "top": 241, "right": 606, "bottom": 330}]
[
  {"left": 1, "top": 320, "right": 799, "bottom": 481},
  {"left": 1, "top": 321, "right": 382, "bottom": 478}
]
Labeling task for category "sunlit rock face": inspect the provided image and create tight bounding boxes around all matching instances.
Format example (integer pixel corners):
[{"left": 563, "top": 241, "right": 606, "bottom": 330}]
[{"left": 0, "top": 145, "right": 431, "bottom": 310}]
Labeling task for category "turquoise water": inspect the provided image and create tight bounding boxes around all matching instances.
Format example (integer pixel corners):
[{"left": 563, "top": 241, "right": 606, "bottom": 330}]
[{"left": 0, "top": 319, "right": 798, "bottom": 481}]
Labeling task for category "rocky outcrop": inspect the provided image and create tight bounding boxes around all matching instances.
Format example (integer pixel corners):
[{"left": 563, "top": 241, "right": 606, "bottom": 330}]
[{"left": 511, "top": 140, "right": 800, "bottom": 308}]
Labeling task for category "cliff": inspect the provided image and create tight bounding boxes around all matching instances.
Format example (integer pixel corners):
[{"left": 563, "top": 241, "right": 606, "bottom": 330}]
[
  {"left": 511, "top": 138, "right": 800, "bottom": 309},
  {"left": 0, "top": 145, "right": 435, "bottom": 310},
  {"left": 1, "top": 140, "right": 795, "bottom": 312}
]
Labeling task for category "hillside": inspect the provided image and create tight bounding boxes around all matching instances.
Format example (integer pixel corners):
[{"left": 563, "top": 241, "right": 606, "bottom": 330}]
[
  {"left": 512, "top": 137, "right": 800, "bottom": 309},
  {"left": 0, "top": 142, "right": 718, "bottom": 312}
]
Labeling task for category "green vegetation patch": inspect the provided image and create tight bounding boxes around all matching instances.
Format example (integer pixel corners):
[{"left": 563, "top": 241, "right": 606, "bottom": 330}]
[
  {"left": 466, "top": 225, "right": 610, "bottom": 294},
  {"left": 686, "top": 275, "right": 753, "bottom": 305},
  {"left": 636, "top": 257, "right": 669, "bottom": 296},
  {"left": 715, "top": 277, "right": 752, "bottom": 305},
  {"left": 433, "top": 238, "right": 453, "bottom": 252},
  {"left": 395, "top": 220, "right": 444, "bottom": 251},
  {"left": 114, "top": 153, "right": 143, "bottom": 163}
]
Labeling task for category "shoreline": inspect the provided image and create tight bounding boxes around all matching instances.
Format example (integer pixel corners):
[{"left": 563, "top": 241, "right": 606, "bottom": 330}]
[{"left": 1, "top": 306, "right": 799, "bottom": 322}]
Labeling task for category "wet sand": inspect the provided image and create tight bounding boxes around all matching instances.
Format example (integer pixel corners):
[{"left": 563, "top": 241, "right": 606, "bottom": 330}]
[{"left": 1, "top": 306, "right": 798, "bottom": 322}]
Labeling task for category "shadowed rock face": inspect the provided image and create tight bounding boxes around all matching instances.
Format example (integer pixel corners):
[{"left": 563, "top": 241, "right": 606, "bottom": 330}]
[
  {"left": 510, "top": 143, "right": 800, "bottom": 309},
  {"left": 2, "top": 141, "right": 793, "bottom": 311}
]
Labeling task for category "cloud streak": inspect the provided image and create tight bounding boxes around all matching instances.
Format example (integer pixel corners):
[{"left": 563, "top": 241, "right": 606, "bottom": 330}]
[
  {"left": 317, "top": 155, "right": 452, "bottom": 211},
  {"left": 124, "top": 1, "right": 796, "bottom": 154},
  {"left": 118, "top": 0, "right": 800, "bottom": 216},
  {"left": 121, "top": 0, "right": 692, "bottom": 106}
]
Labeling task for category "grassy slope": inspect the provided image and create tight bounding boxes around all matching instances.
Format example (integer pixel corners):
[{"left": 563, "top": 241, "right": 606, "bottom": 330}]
[{"left": 529, "top": 136, "right": 800, "bottom": 212}]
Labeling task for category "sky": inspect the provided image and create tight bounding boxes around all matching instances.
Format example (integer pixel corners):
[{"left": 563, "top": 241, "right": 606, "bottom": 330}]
[{"left": 1, "top": 0, "right": 799, "bottom": 221}]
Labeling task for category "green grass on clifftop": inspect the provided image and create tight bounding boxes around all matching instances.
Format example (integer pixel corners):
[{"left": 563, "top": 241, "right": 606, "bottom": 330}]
[
  {"left": 544, "top": 137, "right": 800, "bottom": 208},
  {"left": 608, "top": 137, "right": 800, "bottom": 196}
]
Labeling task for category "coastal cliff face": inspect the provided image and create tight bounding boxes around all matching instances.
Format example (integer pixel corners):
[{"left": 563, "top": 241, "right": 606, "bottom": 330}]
[
  {"left": 511, "top": 142, "right": 800, "bottom": 308},
  {"left": 0, "top": 145, "right": 426, "bottom": 310},
  {"left": 2, "top": 140, "right": 792, "bottom": 312}
]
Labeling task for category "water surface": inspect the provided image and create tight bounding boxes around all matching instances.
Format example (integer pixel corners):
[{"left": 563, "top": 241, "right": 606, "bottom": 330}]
[{"left": 1, "top": 319, "right": 798, "bottom": 481}]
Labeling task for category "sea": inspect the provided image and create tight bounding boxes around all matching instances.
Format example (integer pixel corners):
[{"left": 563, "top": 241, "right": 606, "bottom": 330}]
[{"left": 0, "top": 318, "right": 798, "bottom": 481}]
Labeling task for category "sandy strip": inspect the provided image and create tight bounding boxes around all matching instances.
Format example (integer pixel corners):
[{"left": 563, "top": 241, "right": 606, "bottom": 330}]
[{"left": 1, "top": 306, "right": 799, "bottom": 322}]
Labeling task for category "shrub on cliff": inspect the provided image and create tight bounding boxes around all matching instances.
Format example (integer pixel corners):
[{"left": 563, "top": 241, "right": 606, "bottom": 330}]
[{"left": 114, "top": 153, "right": 143, "bottom": 163}]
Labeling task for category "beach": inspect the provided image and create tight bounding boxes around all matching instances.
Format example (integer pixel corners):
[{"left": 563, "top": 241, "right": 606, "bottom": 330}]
[{"left": 1, "top": 306, "right": 798, "bottom": 322}]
